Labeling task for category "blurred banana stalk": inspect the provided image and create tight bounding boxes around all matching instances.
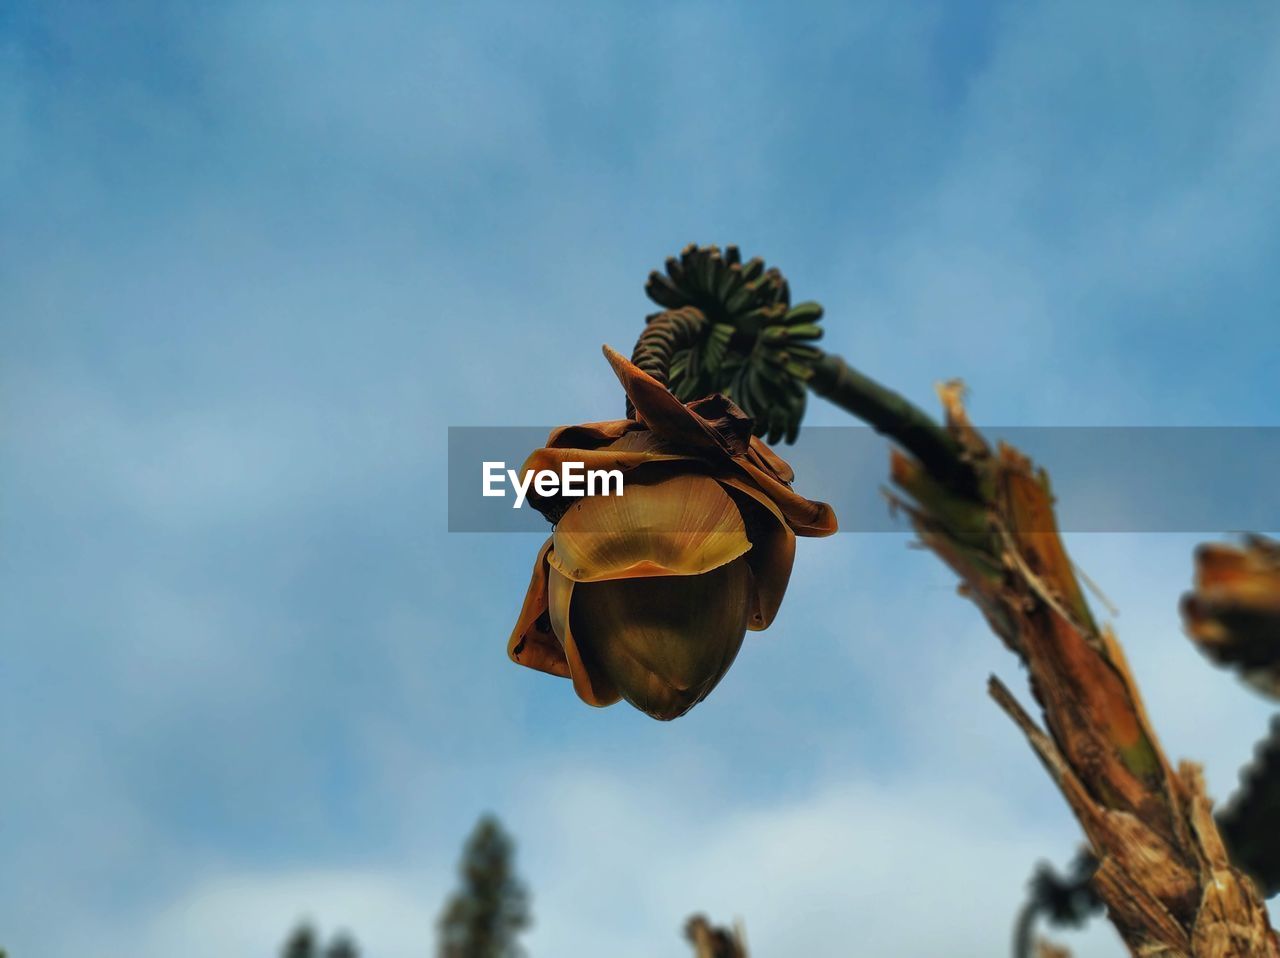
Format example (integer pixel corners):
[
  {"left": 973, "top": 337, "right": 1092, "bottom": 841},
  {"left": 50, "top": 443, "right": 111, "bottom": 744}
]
[
  {"left": 1182, "top": 536, "right": 1280, "bottom": 898},
  {"left": 1215, "top": 716, "right": 1280, "bottom": 901},
  {"left": 882, "top": 383, "right": 1279, "bottom": 957}
]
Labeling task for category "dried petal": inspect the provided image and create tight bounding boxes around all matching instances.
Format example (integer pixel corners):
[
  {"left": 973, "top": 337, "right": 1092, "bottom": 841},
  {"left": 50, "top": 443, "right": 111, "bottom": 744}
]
[
  {"left": 719, "top": 476, "right": 798, "bottom": 630},
  {"left": 548, "top": 566, "right": 622, "bottom": 708},
  {"left": 506, "top": 537, "right": 570, "bottom": 678}
]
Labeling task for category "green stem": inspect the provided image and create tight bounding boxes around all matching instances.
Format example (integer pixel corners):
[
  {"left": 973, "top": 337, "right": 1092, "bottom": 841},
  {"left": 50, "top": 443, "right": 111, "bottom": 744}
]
[
  {"left": 808, "top": 352, "right": 972, "bottom": 491},
  {"left": 626, "top": 312, "right": 971, "bottom": 493},
  {"left": 1011, "top": 899, "right": 1038, "bottom": 958}
]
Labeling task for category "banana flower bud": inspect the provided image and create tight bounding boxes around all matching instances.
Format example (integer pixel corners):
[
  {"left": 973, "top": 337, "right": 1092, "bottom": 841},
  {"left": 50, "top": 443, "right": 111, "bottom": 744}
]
[{"left": 507, "top": 345, "right": 836, "bottom": 720}]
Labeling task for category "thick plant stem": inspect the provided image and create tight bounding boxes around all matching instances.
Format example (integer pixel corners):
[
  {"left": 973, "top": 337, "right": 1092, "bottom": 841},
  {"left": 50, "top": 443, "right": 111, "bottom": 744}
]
[
  {"left": 852, "top": 373, "right": 1280, "bottom": 957},
  {"left": 808, "top": 353, "right": 974, "bottom": 493}
]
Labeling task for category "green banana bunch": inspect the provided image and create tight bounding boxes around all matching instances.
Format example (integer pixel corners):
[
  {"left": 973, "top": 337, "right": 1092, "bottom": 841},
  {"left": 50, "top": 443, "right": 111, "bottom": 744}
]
[{"left": 644, "top": 244, "right": 825, "bottom": 443}]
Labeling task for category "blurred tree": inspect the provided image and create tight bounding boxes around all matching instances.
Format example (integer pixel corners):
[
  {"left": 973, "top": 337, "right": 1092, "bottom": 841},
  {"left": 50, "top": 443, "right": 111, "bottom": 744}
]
[
  {"left": 438, "top": 814, "right": 531, "bottom": 958},
  {"left": 281, "top": 922, "right": 361, "bottom": 958},
  {"left": 283, "top": 924, "right": 318, "bottom": 958},
  {"left": 325, "top": 932, "right": 360, "bottom": 958}
]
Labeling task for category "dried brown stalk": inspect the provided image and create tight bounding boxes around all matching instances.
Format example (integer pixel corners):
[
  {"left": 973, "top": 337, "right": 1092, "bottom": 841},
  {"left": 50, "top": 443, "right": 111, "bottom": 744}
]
[{"left": 888, "top": 383, "right": 1279, "bottom": 957}]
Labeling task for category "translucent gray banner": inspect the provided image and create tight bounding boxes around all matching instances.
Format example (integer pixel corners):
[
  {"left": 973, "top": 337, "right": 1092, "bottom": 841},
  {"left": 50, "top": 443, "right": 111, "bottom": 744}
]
[{"left": 447, "top": 426, "right": 1280, "bottom": 533}]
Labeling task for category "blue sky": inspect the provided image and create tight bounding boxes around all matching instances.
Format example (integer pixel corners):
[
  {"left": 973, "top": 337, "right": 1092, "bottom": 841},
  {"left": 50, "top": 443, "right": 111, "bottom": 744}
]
[{"left": 3, "top": 2, "right": 1279, "bottom": 955}]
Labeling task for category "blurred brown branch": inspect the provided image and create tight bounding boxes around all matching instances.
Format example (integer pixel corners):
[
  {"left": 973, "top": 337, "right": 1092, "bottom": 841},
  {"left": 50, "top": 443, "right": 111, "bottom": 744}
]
[
  {"left": 685, "top": 915, "right": 748, "bottom": 958},
  {"left": 884, "top": 382, "right": 1279, "bottom": 957},
  {"left": 1182, "top": 534, "right": 1280, "bottom": 701}
]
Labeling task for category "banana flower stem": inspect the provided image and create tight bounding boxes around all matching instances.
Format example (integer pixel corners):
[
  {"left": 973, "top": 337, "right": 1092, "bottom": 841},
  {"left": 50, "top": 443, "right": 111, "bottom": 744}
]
[
  {"left": 807, "top": 351, "right": 973, "bottom": 490},
  {"left": 627, "top": 315, "right": 969, "bottom": 489}
]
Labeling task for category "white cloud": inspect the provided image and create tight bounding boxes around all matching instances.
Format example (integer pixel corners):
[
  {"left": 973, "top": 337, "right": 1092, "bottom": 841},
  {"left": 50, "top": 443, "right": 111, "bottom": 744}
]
[{"left": 136, "top": 868, "right": 448, "bottom": 958}]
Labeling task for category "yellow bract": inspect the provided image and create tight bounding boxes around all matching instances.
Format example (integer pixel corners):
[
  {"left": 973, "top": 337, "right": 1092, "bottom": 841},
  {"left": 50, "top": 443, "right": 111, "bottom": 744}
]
[{"left": 547, "top": 472, "right": 752, "bottom": 583}]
